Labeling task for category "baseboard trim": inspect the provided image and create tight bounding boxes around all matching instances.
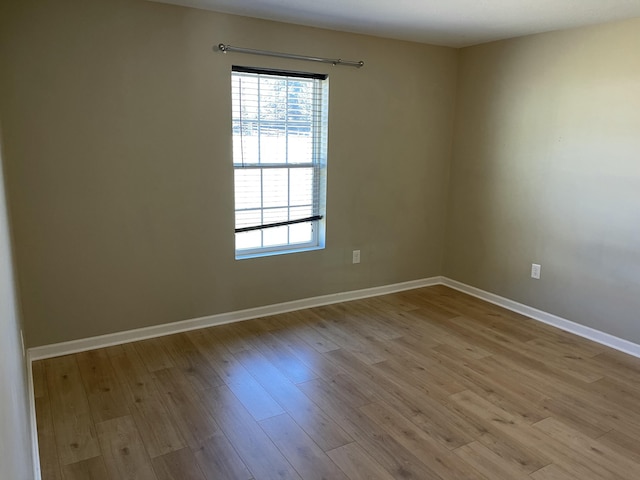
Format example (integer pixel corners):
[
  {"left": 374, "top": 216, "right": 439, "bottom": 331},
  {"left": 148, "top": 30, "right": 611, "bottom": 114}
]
[
  {"left": 27, "top": 352, "right": 41, "bottom": 480},
  {"left": 28, "top": 276, "right": 443, "bottom": 361},
  {"left": 441, "top": 277, "right": 640, "bottom": 359}
]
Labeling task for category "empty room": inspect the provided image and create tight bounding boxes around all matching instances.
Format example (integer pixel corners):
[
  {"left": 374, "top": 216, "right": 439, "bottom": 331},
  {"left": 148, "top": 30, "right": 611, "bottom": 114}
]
[{"left": 1, "top": 0, "right": 640, "bottom": 478}]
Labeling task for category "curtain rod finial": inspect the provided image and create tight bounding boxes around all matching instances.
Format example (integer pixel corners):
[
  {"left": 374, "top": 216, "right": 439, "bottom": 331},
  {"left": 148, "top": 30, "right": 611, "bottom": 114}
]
[{"left": 218, "top": 43, "right": 228, "bottom": 53}]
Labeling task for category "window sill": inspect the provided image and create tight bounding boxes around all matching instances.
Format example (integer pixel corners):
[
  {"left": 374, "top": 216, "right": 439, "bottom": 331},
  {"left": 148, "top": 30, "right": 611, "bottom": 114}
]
[{"left": 235, "top": 245, "right": 324, "bottom": 260}]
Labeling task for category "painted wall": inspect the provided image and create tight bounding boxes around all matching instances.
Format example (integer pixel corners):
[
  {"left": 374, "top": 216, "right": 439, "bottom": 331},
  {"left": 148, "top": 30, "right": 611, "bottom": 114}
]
[
  {"left": 446, "top": 19, "right": 640, "bottom": 343},
  {"left": 0, "top": 0, "right": 457, "bottom": 346},
  {"left": 0, "top": 130, "right": 33, "bottom": 479}
]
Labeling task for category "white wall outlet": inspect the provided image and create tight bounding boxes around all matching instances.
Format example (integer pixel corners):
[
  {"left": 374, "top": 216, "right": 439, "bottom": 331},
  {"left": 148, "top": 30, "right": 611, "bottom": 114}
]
[
  {"left": 531, "top": 263, "right": 541, "bottom": 279},
  {"left": 352, "top": 249, "right": 361, "bottom": 264}
]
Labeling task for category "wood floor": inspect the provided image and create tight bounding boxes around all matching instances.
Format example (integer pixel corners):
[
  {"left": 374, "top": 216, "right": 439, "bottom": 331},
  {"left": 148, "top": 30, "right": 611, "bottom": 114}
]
[{"left": 34, "top": 285, "right": 640, "bottom": 479}]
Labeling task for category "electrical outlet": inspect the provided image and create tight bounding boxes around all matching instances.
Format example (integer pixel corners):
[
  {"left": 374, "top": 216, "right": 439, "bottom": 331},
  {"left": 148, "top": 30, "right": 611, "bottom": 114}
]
[
  {"left": 352, "top": 249, "right": 361, "bottom": 264},
  {"left": 531, "top": 263, "right": 541, "bottom": 279}
]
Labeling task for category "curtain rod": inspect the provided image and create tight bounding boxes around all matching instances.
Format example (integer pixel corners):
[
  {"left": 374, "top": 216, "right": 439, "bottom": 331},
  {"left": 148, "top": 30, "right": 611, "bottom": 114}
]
[{"left": 217, "top": 43, "right": 364, "bottom": 68}]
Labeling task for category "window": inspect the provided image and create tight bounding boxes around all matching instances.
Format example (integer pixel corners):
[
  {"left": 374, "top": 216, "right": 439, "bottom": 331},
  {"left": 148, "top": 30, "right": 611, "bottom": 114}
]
[{"left": 231, "top": 66, "right": 328, "bottom": 258}]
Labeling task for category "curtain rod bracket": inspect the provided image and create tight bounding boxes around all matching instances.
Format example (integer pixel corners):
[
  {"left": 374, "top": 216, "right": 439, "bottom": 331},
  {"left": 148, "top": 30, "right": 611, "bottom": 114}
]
[{"left": 216, "top": 43, "right": 364, "bottom": 68}]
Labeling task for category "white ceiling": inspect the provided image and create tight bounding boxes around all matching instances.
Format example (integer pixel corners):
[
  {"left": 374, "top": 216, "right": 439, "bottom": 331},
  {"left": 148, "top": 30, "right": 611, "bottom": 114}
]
[{"left": 151, "top": 0, "right": 640, "bottom": 47}]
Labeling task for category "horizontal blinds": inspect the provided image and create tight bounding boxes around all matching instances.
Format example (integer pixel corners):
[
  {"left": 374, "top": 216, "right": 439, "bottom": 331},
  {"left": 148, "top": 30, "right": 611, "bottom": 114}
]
[
  {"left": 232, "top": 67, "right": 327, "bottom": 234},
  {"left": 232, "top": 65, "right": 328, "bottom": 80}
]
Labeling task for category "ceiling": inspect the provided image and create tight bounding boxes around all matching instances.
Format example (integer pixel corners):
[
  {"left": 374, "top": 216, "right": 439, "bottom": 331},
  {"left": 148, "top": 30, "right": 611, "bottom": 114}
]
[{"left": 150, "top": 0, "right": 640, "bottom": 47}]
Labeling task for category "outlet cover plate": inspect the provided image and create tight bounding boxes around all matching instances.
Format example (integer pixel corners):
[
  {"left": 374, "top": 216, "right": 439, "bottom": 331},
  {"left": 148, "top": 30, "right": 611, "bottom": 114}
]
[{"left": 531, "top": 263, "right": 541, "bottom": 279}]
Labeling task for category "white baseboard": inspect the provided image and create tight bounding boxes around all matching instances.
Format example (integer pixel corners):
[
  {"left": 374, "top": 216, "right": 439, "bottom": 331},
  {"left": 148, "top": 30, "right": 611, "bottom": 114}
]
[
  {"left": 27, "top": 353, "right": 41, "bottom": 480},
  {"left": 28, "top": 276, "right": 443, "bottom": 361},
  {"left": 441, "top": 277, "right": 640, "bottom": 358}
]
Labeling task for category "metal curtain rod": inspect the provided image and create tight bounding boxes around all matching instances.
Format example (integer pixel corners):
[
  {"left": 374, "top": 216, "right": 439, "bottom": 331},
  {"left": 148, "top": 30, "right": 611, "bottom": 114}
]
[{"left": 217, "top": 43, "right": 364, "bottom": 68}]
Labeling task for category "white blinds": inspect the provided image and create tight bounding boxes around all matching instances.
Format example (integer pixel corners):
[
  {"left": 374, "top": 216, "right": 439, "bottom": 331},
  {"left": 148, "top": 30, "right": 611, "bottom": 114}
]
[{"left": 231, "top": 66, "right": 328, "bottom": 251}]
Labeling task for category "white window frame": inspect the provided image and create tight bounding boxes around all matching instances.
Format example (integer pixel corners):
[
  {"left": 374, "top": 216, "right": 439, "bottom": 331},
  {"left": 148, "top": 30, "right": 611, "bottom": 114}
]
[{"left": 231, "top": 66, "right": 328, "bottom": 259}]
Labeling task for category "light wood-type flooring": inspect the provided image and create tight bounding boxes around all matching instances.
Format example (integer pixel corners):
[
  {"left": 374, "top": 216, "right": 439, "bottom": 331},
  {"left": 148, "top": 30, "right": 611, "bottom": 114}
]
[{"left": 34, "top": 285, "right": 640, "bottom": 479}]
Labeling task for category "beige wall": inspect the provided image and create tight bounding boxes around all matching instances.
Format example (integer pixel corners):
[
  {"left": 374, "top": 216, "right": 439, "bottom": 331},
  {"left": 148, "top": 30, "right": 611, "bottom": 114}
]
[
  {"left": 0, "top": 0, "right": 457, "bottom": 347},
  {"left": 0, "top": 129, "right": 33, "bottom": 479},
  {"left": 445, "top": 19, "right": 640, "bottom": 343}
]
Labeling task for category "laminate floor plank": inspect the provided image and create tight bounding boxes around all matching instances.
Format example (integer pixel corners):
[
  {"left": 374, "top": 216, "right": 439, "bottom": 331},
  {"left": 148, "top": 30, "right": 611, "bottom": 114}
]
[
  {"left": 449, "top": 390, "right": 624, "bottom": 479},
  {"left": 61, "top": 456, "right": 110, "bottom": 480},
  {"left": 367, "top": 292, "right": 422, "bottom": 313},
  {"left": 397, "top": 298, "right": 459, "bottom": 324},
  {"left": 375, "top": 337, "right": 466, "bottom": 395},
  {"left": 306, "top": 306, "right": 388, "bottom": 364},
  {"left": 525, "top": 337, "right": 604, "bottom": 361},
  {"left": 474, "top": 355, "right": 556, "bottom": 405},
  {"left": 95, "top": 415, "right": 157, "bottom": 480},
  {"left": 427, "top": 293, "right": 538, "bottom": 344},
  {"left": 449, "top": 323, "right": 598, "bottom": 393},
  {"left": 133, "top": 338, "right": 175, "bottom": 372},
  {"left": 160, "top": 333, "right": 224, "bottom": 391},
  {"left": 192, "top": 432, "right": 253, "bottom": 480},
  {"left": 453, "top": 441, "right": 531, "bottom": 480},
  {"left": 313, "top": 302, "right": 400, "bottom": 345},
  {"left": 433, "top": 337, "right": 492, "bottom": 362},
  {"left": 76, "top": 348, "right": 131, "bottom": 423},
  {"left": 34, "top": 285, "right": 640, "bottom": 480},
  {"left": 427, "top": 347, "right": 549, "bottom": 425},
  {"left": 44, "top": 355, "right": 101, "bottom": 466},
  {"left": 371, "top": 357, "right": 453, "bottom": 403},
  {"left": 327, "top": 347, "right": 476, "bottom": 450},
  {"left": 372, "top": 307, "right": 449, "bottom": 344},
  {"left": 234, "top": 347, "right": 353, "bottom": 451},
  {"left": 539, "top": 397, "right": 612, "bottom": 439},
  {"left": 35, "top": 395, "right": 63, "bottom": 480},
  {"left": 453, "top": 316, "right": 604, "bottom": 384},
  {"left": 468, "top": 356, "right": 550, "bottom": 413},
  {"left": 109, "top": 345, "right": 186, "bottom": 458},
  {"left": 205, "top": 322, "right": 255, "bottom": 353},
  {"left": 476, "top": 432, "right": 550, "bottom": 475},
  {"left": 387, "top": 308, "right": 454, "bottom": 342},
  {"left": 259, "top": 413, "right": 349, "bottom": 480},
  {"left": 532, "top": 417, "right": 640, "bottom": 479},
  {"left": 360, "top": 401, "right": 489, "bottom": 480},
  {"left": 199, "top": 384, "right": 301, "bottom": 480},
  {"left": 596, "top": 429, "right": 640, "bottom": 465},
  {"left": 326, "top": 442, "right": 395, "bottom": 480},
  {"left": 186, "top": 328, "right": 285, "bottom": 421},
  {"left": 273, "top": 310, "right": 341, "bottom": 354},
  {"left": 342, "top": 300, "right": 406, "bottom": 341},
  {"left": 246, "top": 329, "right": 319, "bottom": 384},
  {"left": 267, "top": 327, "right": 347, "bottom": 380},
  {"left": 152, "top": 367, "right": 220, "bottom": 449},
  {"left": 591, "top": 349, "right": 640, "bottom": 376},
  {"left": 297, "top": 377, "right": 444, "bottom": 479},
  {"left": 585, "top": 376, "right": 640, "bottom": 415},
  {"left": 530, "top": 463, "right": 582, "bottom": 480},
  {"left": 152, "top": 448, "right": 207, "bottom": 480},
  {"left": 448, "top": 390, "right": 553, "bottom": 463},
  {"left": 489, "top": 353, "right": 640, "bottom": 436}
]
